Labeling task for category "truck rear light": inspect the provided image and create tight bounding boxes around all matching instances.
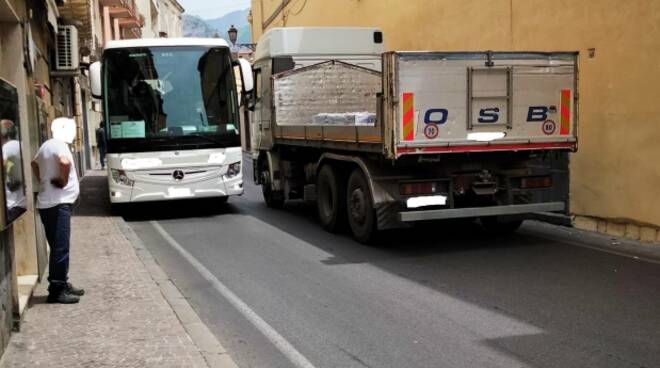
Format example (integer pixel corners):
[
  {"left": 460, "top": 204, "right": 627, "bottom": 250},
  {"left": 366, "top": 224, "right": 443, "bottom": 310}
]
[
  {"left": 520, "top": 176, "right": 552, "bottom": 189},
  {"left": 400, "top": 182, "right": 438, "bottom": 196}
]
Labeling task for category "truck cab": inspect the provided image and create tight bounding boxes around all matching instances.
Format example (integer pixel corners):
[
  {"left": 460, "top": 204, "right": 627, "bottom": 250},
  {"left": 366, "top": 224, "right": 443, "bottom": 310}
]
[{"left": 249, "top": 27, "right": 385, "bottom": 154}]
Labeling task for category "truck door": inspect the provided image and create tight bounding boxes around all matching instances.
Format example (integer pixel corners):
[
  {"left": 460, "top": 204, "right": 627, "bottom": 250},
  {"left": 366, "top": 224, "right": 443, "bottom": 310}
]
[
  {"left": 250, "top": 61, "right": 274, "bottom": 151},
  {"left": 249, "top": 67, "right": 262, "bottom": 153}
]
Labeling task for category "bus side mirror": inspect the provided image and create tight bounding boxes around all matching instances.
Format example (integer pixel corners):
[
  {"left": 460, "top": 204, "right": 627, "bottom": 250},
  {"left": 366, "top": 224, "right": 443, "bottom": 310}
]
[
  {"left": 90, "top": 61, "right": 102, "bottom": 99},
  {"left": 237, "top": 58, "right": 253, "bottom": 93}
]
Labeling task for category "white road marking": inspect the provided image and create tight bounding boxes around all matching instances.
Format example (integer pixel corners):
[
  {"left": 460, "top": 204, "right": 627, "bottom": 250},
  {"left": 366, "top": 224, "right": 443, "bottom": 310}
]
[{"left": 151, "top": 221, "right": 318, "bottom": 368}]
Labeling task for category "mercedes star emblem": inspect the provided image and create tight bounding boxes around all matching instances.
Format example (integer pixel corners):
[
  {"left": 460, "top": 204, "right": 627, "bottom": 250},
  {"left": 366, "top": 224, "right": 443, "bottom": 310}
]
[{"left": 172, "top": 170, "right": 185, "bottom": 180}]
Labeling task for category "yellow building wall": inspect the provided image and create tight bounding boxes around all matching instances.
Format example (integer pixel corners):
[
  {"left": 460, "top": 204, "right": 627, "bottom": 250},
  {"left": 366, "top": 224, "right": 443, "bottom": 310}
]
[{"left": 251, "top": 0, "right": 660, "bottom": 230}]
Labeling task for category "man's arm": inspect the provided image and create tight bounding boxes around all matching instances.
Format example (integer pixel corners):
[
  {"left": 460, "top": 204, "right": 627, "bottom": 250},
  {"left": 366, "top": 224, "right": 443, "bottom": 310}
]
[
  {"left": 30, "top": 160, "right": 41, "bottom": 182},
  {"left": 50, "top": 156, "right": 71, "bottom": 189}
]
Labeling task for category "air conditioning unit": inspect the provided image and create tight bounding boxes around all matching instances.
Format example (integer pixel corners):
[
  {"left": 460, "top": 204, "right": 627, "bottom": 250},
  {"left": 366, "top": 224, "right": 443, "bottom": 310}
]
[{"left": 55, "top": 25, "right": 79, "bottom": 71}]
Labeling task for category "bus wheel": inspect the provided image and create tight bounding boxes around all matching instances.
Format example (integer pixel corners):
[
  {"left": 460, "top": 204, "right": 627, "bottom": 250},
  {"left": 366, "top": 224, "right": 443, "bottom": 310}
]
[
  {"left": 480, "top": 216, "right": 523, "bottom": 235},
  {"left": 261, "top": 168, "right": 284, "bottom": 209},
  {"left": 346, "top": 168, "right": 377, "bottom": 244},
  {"left": 316, "top": 164, "right": 345, "bottom": 232}
]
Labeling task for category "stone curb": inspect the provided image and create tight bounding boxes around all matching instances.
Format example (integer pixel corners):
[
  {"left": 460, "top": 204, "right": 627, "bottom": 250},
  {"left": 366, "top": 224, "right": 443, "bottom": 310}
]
[
  {"left": 523, "top": 220, "right": 660, "bottom": 265},
  {"left": 117, "top": 217, "right": 240, "bottom": 368},
  {"left": 573, "top": 215, "right": 660, "bottom": 244}
]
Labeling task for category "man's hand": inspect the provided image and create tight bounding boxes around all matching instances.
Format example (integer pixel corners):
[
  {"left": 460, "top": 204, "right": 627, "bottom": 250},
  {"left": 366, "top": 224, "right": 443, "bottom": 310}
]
[
  {"left": 50, "top": 155, "right": 71, "bottom": 189},
  {"left": 31, "top": 160, "right": 41, "bottom": 182}
]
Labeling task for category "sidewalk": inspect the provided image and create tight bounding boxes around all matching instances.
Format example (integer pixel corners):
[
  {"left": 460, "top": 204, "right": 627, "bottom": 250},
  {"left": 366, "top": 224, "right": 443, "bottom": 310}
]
[{"left": 0, "top": 172, "right": 237, "bottom": 368}]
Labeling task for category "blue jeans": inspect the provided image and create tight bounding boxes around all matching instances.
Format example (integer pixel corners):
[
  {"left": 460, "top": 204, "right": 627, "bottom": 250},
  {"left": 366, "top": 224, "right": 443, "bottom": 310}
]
[
  {"left": 99, "top": 146, "right": 106, "bottom": 169},
  {"left": 39, "top": 204, "right": 72, "bottom": 293}
]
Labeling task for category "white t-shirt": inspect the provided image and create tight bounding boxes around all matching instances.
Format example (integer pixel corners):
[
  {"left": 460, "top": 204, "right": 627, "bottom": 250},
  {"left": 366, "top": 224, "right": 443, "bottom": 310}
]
[{"left": 33, "top": 138, "right": 79, "bottom": 209}]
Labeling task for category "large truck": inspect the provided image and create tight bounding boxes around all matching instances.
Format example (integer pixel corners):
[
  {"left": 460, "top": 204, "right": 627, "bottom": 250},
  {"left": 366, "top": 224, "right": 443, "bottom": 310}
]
[
  {"left": 248, "top": 27, "right": 578, "bottom": 243},
  {"left": 89, "top": 38, "right": 253, "bottom": 207}
]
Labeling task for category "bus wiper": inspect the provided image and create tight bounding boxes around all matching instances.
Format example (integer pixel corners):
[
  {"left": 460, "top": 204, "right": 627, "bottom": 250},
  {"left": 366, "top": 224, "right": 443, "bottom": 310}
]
[{"left": 183, "top": 134, "right": 222, "bottom": 145}]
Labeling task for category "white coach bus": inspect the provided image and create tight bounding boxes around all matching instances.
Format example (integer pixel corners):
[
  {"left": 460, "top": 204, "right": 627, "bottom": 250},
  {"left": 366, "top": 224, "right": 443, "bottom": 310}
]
[{"left": 90, "top": 38, "right": 252, "bottom": 208}]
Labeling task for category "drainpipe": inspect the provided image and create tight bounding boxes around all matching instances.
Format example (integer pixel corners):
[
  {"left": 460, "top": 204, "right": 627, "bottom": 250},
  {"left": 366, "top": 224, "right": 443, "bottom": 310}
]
[
  {"left": 113, "top": 18, "right": 120, "bottom": 40},
  {"left": 103, "top": 6, "right": 111, "bottom": 45}
]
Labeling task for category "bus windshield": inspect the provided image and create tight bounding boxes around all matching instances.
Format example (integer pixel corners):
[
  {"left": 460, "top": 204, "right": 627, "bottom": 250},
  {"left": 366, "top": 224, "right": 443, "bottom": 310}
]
[{"left": 103, "top": 46, "right": 239, "bottom": 152}]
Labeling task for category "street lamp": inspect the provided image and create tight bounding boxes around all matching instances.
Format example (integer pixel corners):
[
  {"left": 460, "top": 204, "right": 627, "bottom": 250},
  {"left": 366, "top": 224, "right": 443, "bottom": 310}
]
[
  {"left": 227, "top": 25, "right": 257, "bottom": 60},
  {"left": 228, "top": 25, "right": 239, "bottom": 59},
  {"left": 228, "top": 24, "right": 238, "bottom": 45}
]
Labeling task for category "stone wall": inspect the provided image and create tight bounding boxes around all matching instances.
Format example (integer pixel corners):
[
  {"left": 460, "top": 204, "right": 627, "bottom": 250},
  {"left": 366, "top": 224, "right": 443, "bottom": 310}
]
[{"left": 0, "top": 232, "right": 14, "bottom": 357}]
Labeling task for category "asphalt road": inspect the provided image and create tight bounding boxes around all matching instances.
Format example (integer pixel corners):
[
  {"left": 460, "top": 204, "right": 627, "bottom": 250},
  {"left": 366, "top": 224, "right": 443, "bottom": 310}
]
[{"left": 125, "top": 163, "right": 660, "bottom": 368}]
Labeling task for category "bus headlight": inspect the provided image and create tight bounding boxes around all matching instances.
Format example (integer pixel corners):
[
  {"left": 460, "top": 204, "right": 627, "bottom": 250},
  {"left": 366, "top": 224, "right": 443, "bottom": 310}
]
[
  {"left": 225, "top": 162, "right": 241, "bottom": 178},
  {"left": 111, "top": 169, "right": 135, "bottom": 186}
]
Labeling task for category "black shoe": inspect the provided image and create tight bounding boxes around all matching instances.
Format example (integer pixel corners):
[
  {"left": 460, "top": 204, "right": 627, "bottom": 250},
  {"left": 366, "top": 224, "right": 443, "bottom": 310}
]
[
  {"left": 66, "top": 282, "right": 85, "bottom": 296},
  {"left": 47, "top": 291, "right": 80, "bottom": 304}
]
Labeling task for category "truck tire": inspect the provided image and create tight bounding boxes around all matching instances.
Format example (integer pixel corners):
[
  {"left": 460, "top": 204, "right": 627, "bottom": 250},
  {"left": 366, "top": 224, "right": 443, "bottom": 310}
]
[
  {"left": 346, "top": 168, "right": 377, "bottom": 244},
  {"left": 480, "top": 216, "right": 523, "bottom": 235},
  {"left": 261, "top": 165, "right": 284, "bottom": 209},
  {"left": 316, "top": 164, "right": 346, "bottom": 232}
]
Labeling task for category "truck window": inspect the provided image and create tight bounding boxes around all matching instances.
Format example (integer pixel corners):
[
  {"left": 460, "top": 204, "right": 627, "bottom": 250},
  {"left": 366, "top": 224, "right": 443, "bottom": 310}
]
[
  {"left": 272, "top": 56, "right": 295, "bottom": 74},
  {"left": 253, "top": 69, "right": 262, "bottom": 101}
]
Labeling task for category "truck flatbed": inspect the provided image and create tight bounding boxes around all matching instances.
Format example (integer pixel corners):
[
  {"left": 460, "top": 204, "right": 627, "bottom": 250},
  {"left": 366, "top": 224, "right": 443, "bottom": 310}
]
[{"left": 270, "top": 51, "right": 577, "bottom": 159}]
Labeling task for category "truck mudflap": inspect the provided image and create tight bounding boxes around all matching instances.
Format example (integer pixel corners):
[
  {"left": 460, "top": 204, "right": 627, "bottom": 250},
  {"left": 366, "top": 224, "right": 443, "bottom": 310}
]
[
  {"left": 398, "top": 202, "right": 566, "bottom": 222},
  {"left": 383, "top": 51, "right": 579, "bottom": 159}
]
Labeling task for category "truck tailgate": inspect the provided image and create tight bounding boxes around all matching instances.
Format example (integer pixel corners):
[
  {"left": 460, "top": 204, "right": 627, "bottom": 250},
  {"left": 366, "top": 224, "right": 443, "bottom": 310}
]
[{"left": 383, "top": 52, "right": 578, "bottom": 157}]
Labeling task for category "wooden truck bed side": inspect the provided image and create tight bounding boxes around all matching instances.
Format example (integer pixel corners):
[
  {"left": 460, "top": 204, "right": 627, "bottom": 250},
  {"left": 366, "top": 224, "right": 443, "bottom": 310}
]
[{"left": 270, "top": 60, "right": 385, "bottom": 153}]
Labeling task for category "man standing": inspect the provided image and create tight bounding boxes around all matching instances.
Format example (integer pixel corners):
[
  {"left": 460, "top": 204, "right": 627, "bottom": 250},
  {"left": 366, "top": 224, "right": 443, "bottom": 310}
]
[
  {"left": 31, "top": 117, "right": 84, "bottom": 304},
  {"left": 95, "top": 121, "right": 106, "bottom": 169}
]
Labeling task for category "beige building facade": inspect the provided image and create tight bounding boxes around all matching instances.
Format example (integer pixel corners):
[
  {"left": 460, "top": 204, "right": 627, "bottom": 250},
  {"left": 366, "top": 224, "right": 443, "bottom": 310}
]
[
  {"left": 135, "top": 0, "right": 184, "bottom": 38},
  {"left": 157, "top": 0, "right": 184, "bottom": 38},
  {"left": 250, "top": 0, "right": 660, "bottom": 241}
]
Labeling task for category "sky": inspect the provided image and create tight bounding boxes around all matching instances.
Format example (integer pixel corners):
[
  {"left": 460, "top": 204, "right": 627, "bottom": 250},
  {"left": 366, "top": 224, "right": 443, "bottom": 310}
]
[{"left": 178, "top": 0, "right": 251, "bottom": 19}]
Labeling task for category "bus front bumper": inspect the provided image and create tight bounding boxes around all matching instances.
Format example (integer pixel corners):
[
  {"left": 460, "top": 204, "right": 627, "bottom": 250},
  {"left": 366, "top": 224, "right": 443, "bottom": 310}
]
[{"left": 109, "top": 174, "right": 243, "bottom": 203}]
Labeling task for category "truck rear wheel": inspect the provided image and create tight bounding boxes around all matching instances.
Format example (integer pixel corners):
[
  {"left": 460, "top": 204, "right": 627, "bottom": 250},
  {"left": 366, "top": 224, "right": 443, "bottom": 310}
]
[
  {"left": 346, "top": 168, "right": 377, "bottom": 244},
  {"left": 316, "top": 164, "right": 346, "bottom": 232},
  {"left": 261, "top": 166, "right": 284, "bottom": 209},
  {"left": 480, "top": 216, "right": 523, "bottom": 235}
]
